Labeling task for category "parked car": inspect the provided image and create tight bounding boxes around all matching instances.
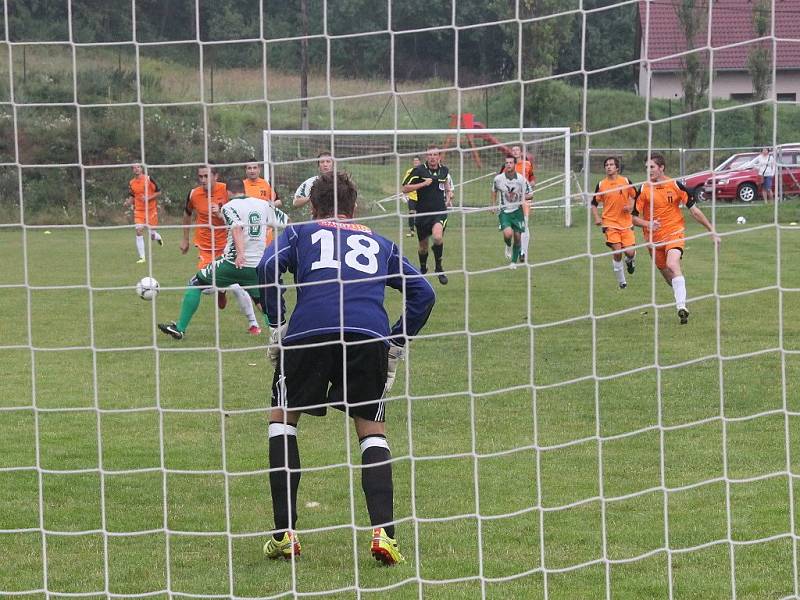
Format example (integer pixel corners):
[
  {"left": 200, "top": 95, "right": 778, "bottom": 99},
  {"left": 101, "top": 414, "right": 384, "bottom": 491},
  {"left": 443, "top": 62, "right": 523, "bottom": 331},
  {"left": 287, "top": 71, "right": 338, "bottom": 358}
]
[
  {"left": 682, "top": 151, "right": 758, "bottom": 201},
  {"left": 704, "top": 146, "right": 800, "bottom": 202}
]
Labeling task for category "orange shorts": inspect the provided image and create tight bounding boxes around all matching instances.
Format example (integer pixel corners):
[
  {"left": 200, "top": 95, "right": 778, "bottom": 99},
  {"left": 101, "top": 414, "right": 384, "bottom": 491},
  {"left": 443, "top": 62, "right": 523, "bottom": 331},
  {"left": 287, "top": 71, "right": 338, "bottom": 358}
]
[
  {"left": 134, "top": 203, "right": 158, "bottom": 226},
  {"left": 196, "top": 248, "right": 222, "bottom": 269},
  {"left": 648, "top": 237, "right": 685, "bottom": 270},
  {"left": 604, "top": 228, "right": 635, "bottom": 248}
]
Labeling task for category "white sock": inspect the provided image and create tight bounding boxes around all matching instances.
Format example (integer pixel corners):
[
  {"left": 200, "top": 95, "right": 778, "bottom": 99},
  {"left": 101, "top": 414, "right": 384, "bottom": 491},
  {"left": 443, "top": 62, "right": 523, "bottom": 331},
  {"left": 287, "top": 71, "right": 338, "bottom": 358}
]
[
  {"left": 612, "top": 259, "right": 626, "bottom": 285},
  {"left": 151, "top": 230, "right": 162, "bottom": 242},
  {"left": 672, "top": 275, "right": 687, "bottom": 309},
  {"left": 229, "top": 283, "right": 258, "bottom": 327},
  {"left": 135, "top": 235, "right": 145, "bottom": 259}
]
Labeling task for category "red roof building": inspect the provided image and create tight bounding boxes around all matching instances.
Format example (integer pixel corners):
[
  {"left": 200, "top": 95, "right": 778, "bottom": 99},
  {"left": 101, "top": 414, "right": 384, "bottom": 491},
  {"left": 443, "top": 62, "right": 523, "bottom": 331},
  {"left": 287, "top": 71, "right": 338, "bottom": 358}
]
[{"left": 638, "top": 0, "right": 800, "bottom": 100}]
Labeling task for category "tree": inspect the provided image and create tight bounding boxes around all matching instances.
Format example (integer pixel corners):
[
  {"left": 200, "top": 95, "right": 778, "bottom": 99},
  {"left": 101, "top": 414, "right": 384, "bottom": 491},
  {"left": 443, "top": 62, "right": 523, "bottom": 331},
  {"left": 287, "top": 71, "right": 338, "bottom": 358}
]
[
  {"left": 747, "top": 0, "right": 771, "bottom": 146},
  {"left": 514, "top": 0, "right": 580, "bottom": 126},
  {"left": 673, "top": 0, "right": 709, "bottom": 149}
]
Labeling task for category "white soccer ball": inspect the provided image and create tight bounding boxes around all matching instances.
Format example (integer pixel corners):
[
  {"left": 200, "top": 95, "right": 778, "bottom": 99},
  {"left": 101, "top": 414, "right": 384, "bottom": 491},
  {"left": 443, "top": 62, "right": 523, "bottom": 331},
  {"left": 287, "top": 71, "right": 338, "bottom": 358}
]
[
  {"left": 136, "top": 277, "right": 159, "bottom": 301},
  {"left": 736, "top": 216, "right": 747, "bottom": 225}
]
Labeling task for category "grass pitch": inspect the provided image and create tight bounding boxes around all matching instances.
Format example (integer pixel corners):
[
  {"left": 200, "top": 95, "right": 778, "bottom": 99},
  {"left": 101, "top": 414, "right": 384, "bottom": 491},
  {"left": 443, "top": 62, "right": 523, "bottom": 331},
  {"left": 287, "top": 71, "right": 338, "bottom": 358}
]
[{"left": 1, "top": 200, "right": 800, "bottom": 599}]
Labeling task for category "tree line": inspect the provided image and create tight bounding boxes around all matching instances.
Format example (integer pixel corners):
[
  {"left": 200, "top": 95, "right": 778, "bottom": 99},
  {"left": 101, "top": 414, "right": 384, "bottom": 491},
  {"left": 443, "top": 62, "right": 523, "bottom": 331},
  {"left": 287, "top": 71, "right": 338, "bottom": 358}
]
[{"left": 6, "top": 0, "right": 638, "bottom": 90}]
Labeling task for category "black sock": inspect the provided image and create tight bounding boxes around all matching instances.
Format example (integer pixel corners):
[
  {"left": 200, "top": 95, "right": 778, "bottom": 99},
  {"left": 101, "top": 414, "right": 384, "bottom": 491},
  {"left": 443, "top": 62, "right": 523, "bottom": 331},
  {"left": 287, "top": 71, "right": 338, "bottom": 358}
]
[
  {"left": 269, "top": 423, "right": 301, "bottom": 537},
  {"left": 361, "top": 436, "right": 394, "bottom": 538},
  {"left": 432, "top": 243, "right": 443, "bottom": 270},
  {"left": 418, "top": 252, "right": 428, "bottom": 272},
  {"left": 408, "top": 214, "right": 415, "bottom": 231}
]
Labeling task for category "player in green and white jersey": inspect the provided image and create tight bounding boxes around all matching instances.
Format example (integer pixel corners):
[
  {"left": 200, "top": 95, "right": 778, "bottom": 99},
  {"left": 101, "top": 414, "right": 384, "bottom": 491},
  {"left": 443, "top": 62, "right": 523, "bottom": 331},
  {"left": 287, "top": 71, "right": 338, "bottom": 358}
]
[
  {"left": 491, "top": 155, "right": 533, "bottom": 267},
  {"left": 159, "top": 178, "right": 288, "bottom": 339}
]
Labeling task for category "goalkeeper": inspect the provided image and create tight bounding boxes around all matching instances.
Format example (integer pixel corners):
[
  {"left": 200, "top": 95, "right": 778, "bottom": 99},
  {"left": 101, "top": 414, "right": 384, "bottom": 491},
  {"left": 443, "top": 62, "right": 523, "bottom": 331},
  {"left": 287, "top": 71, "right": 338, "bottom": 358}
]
[{"left": 257, "top": 171, "right": 435, "bottom": 566}]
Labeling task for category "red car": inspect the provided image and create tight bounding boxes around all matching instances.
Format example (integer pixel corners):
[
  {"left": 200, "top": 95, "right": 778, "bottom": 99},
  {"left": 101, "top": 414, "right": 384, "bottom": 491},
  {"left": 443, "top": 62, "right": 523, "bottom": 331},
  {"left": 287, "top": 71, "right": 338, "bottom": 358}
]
[
  {"left": 682, "top": 152, "right": 758, "bottom": 201},
  {"left": 704, "top": 146, "right": 800, "bottom": 202}
]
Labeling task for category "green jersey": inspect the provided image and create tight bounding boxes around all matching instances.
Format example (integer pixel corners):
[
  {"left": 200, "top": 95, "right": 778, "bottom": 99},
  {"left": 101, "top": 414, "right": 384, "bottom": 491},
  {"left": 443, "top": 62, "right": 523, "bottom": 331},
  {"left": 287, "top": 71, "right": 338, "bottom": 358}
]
[
  {"left": 492, "top": 172, "right": 532, "bottom": 213},
  {"left": 221, "top": 196, "right": 288, "bottom": 267}
]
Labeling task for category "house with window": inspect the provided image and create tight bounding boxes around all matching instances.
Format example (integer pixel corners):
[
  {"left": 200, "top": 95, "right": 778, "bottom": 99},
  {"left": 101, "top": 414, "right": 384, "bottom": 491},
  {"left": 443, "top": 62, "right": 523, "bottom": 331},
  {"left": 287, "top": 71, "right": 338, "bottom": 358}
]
[{"left": 637, "top": 0, "right": 800, "bottom": 101}]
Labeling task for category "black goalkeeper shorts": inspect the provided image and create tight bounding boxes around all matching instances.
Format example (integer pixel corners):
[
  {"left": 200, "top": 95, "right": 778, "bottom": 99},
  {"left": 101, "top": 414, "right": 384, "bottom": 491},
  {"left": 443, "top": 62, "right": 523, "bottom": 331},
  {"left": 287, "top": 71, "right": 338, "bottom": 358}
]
[{"left": 270, "top": 333, "right": 389, "bottom": 422}]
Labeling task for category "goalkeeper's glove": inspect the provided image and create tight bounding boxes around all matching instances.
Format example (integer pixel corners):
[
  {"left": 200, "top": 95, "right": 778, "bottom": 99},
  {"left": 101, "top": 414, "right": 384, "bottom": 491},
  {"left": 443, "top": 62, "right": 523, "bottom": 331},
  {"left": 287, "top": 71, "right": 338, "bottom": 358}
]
[
  {"left": 267, "top": 323, "right": 288, "bottom": 368},
  {"left": 385, "top": 343, "right": 405, "bottom": 393}
]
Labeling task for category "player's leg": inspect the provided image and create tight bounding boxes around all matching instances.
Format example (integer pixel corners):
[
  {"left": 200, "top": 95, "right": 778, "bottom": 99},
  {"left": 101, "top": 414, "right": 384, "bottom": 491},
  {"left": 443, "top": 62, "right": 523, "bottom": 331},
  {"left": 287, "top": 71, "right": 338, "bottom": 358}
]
[
  {"left": 510, "top": 230, "right": 522, "bottom": 266},
  {"left": 265, "top": 339, "right": 334, "bottom": 559},
  {"left": 341, "top": 336, "right": 403, "bottom": 564},
  {"left": 519, "top": 222, "right": 530, "bottom": 263},
  {"left": 228, "top": 281, "right": 261, "bottom": 334},
  {"left": 159, "top": 264, "right": 216, "bottom": 337},
  {"left": 499, "top": 211, "right": 512, "bottom": 259},
  {"left": 431, "top": 218, "right": 448, "bottom": 285},
  {"left": 212, "top": 264, "right": 257, "bottom": 326},
  {"left": 407, "top": 199, "right": 417, "bottom": 237},
  {"left": 146, "top": 203, "right": 163, "bottom": 245},
  {"left": 265, "top": 405, "right": 303, "bottom": 559},
  {"left": 354, "top": 418, "right": 394, "bottom": 533},
  {"left": 355, "top": 416, "right": 403, "bottom": 565},
  {"left": 200, "top": 250, "right": 227, "bottom": 309},
  {"left": 416, "top": 216, "right": 433, "bottom": 274},
  {"left": 664, "top": 247, "right": 688, "bottom": 323},
  {"left": 519, "top": 201, "right": 530, "bottom": 261},
  {"left": 622, "top": 230, "right": 636, "bottom": 275},
  {"left": 609, "top": 240, "right": 627, "bottom": 289},
  {"left": 509, "top": 209, "right": 525, "bottom": 264},
  {"left": 501, "top": 223, "right": 513, "bottom": 261},
  {"left": 134, "top": 224, "right": 146, "bottom": 263},
  {"left": 417, "top": 236, "right": 430, "bottom": 274}
]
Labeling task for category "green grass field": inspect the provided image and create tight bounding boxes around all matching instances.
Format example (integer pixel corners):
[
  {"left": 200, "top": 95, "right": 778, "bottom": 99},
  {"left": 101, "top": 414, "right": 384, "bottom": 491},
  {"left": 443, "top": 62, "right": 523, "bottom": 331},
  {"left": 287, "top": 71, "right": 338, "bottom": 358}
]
[{"left": 2, "top": 200, "right": 800, "bottom": 599}]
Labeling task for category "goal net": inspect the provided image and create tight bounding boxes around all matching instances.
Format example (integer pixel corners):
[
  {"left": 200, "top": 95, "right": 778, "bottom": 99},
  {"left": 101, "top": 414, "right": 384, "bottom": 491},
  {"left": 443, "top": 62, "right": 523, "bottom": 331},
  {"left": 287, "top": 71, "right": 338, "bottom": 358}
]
[
  {"left": 2, "top": 1, "right": 800, "bottom": 599},
  {"left": 264, "top": 127, "right": 572, "bottom": 226}
]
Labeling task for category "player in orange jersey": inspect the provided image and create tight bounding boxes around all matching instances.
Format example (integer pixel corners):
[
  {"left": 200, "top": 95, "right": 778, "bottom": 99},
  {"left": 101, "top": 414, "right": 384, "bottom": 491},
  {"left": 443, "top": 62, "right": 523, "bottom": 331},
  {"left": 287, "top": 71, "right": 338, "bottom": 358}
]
[
  {"left": 243, "top": 160, "right": 281, "bottom": 207},
  {"left": 181, "top": 165, "right": 229, "bottom": 308},
  {"left": 124, "top": 163, "right": 163, "bottom": 264},
  {"left": 510, "top": 145, "right": 535, "bottom": 184},
  {"left": 243, "top": 160, "right": 282, "bottom": 246},
  {"left": 633, "top": 153, "right": 720, "bottom": 324},
  {"left": 591, "top": 156, "right": 637, "bottom": 289}
]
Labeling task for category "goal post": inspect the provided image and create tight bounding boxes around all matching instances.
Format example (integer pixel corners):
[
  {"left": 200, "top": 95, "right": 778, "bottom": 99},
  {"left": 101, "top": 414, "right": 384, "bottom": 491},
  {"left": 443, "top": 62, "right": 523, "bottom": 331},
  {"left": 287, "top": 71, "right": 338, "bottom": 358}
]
[{"left": 263, "top": 127, "right": 572, "bottom": 226}]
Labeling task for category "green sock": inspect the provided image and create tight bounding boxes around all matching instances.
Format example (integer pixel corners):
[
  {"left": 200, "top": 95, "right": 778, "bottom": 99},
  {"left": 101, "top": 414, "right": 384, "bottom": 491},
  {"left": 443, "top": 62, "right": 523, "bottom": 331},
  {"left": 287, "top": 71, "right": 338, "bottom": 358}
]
[
  {"left": 176, "top": 287, "right": 203, "bottom": 332},
  {"left": 511, "top": 244, "right": 521, "bottom": 262}
]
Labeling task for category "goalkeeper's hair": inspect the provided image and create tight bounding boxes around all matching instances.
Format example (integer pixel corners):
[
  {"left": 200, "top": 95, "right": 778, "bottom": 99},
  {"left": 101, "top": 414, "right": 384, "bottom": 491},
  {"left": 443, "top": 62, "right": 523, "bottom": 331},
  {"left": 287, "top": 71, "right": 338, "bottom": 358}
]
[
  {"left": 311, "top": 171, "right": 357, "bottom": 218},
  {"left": 604, "top": 156, "right": 620, "bottom": 169}
]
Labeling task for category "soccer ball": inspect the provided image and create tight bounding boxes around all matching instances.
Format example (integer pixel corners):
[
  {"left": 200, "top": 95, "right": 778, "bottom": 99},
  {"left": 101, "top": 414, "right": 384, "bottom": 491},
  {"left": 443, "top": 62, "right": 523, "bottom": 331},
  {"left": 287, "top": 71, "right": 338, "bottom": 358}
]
[
  {"left": 736, "top": 216, "right": 747, "bottom": 225},
  {"left": 136, "top": 277, "right": 159, "bottom": 300}
]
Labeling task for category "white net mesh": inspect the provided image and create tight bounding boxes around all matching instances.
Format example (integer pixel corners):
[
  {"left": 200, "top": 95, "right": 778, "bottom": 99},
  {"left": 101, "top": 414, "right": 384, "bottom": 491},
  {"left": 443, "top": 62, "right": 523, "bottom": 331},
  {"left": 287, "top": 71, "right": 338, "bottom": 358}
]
[{"left": 2, "top": 0, "right": 800, "bottom": 599}]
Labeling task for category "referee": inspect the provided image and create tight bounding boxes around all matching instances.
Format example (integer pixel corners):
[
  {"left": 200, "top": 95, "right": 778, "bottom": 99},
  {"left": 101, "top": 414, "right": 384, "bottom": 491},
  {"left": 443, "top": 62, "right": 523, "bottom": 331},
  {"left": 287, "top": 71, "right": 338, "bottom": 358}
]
[{"left": 402, "top": 145, "right": 452, "bottom": 285}]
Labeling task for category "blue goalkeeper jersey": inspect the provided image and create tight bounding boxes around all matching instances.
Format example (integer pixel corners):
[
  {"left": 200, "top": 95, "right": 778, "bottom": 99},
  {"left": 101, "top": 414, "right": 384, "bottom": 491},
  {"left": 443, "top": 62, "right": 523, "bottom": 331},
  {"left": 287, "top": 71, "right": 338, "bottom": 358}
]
[{"left": 257, "top": 219, "right": 435, "bottom": 345}]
